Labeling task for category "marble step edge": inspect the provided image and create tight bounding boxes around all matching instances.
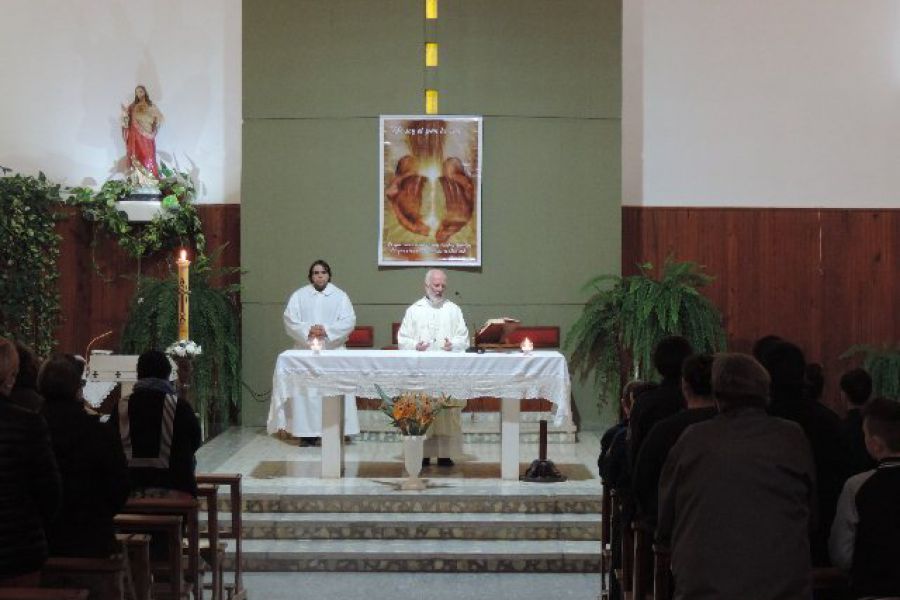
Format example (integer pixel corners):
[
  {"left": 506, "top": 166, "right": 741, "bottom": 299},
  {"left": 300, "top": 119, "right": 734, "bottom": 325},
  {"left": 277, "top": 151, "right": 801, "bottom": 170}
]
[
  {"left": 216, "top": 494, "right": 602, "bottom": 514},
  {"left": 222, "top": 539, "right": 602, "bottom": 573},
  {"left": 204, "top": 512, "right": 601, "bottom": 541}
]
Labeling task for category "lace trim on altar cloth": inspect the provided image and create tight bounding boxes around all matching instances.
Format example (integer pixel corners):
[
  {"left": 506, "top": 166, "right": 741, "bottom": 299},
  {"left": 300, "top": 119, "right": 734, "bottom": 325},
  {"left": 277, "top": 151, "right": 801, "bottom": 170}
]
[{"left": 272, "top": 371, "right": 571, "bottom": 425}]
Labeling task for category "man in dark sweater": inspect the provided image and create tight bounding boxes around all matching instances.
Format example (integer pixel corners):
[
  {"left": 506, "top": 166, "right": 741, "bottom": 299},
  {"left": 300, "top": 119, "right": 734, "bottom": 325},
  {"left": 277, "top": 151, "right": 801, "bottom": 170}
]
[
  {"left": 113, "top": 350, "right": 201, "bottom": 498},
  {"left": 829, "top": 397, "right": 900, "bottom": 598},
  {"left": 633, "top": 354, "right": 717, "bottom": 525},
  {"left": 628, "top": 336, "right": 693, "bottom": 469},
  {"left": 839, "top": 367, "right": 875, "bottom": 474}
]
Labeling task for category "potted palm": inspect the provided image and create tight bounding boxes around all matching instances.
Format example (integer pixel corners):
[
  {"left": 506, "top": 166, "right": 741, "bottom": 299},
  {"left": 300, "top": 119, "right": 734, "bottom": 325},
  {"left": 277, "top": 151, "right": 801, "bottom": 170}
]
[{"left": 566, "top": 258, "right": 727, "bottom": 406}]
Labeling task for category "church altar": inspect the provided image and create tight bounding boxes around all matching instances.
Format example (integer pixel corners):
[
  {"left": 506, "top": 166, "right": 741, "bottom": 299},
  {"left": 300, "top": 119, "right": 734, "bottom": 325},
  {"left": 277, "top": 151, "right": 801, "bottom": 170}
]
[{"left": 270, "top": 349, "right": 571, "bottom": 480}]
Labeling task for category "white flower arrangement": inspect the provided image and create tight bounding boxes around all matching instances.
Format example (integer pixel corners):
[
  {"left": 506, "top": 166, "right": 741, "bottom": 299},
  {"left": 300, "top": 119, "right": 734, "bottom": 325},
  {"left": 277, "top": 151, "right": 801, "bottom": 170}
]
[{"left": 166, "top": 339, "right": 202, "bottom": 358}]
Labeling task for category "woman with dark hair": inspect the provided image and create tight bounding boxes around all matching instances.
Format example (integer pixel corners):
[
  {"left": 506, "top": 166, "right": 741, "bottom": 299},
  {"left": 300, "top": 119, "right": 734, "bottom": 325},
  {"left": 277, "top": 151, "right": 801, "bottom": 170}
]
[
  {"left": 8, "top": 341, "right": 44, "bottom": 413},
  {"left": 122, "top": 84, "right": 163, "bottom": 177},
  {"left": 39, "top": 353, "right": 129, "bottom": 558},
  {"left": 0, "top": 337, "right": 61, "bottom": 587}
]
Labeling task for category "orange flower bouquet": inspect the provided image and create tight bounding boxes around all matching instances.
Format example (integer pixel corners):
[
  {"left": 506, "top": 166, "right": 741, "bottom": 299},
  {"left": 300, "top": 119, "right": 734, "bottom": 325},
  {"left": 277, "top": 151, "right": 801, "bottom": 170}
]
[{"left": 375, "top": 384, "right": 450, "bottom": 436}]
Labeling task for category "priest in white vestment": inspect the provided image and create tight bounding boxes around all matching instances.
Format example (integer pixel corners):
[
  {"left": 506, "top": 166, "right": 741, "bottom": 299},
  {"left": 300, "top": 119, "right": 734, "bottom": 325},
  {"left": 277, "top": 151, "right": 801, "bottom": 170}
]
[
  {"left": 398, "top": 269, "right": 469, "bottom": 465},
  {"left": 267, "top": 259, "right": 359, "bottom": 444}
]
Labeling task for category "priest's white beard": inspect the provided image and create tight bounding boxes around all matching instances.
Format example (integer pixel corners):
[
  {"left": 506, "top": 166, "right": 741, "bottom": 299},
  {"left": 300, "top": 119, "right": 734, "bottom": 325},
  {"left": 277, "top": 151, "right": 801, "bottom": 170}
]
[{"left": 426, "top": 293, "right": 445, "bottom": 308}]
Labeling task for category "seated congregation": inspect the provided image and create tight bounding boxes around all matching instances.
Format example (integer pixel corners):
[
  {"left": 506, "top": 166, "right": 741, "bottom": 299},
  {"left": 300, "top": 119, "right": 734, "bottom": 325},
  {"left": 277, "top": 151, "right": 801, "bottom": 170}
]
[
  {"left": 599, "top": 335, "right": 900, "bottom": 600},
  {"left": 0, "top": 338, "right": 242, "bottom": 600}
]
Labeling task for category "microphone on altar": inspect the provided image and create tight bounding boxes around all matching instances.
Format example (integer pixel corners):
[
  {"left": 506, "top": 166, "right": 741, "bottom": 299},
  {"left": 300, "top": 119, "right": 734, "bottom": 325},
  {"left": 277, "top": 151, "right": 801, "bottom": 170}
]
[{"left": 455, "top": 291, "right": 484, "bottom": 353}]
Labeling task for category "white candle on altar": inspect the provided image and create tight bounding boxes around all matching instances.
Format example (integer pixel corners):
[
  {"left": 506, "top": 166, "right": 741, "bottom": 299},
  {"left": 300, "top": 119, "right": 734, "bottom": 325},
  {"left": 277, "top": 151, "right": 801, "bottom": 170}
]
[
  {"left": 309, "top": 337, "right": 322, "bottom": 354},
  {"left": 176, "top": 249, "right": 190, "bottom": 340},
  {"left": 521, "top": 337, "right": 534, "bottom": 355}
]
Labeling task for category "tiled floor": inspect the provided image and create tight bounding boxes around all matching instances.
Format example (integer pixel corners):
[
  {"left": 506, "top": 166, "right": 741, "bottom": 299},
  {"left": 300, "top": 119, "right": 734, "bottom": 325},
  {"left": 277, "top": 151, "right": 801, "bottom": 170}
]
[{"left": 196, "top": 426, "right": 604, "bottom": 497}]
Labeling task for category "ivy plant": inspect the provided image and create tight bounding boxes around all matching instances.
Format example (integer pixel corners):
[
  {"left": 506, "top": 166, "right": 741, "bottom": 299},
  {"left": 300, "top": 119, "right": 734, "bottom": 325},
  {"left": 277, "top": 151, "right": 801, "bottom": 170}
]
[
  {"left": 566, "top": 258, "right": 727, "bottom": 406},
  {"left": 67, "top": 163, "right": 206, "bottom": 260},
  {"left": 121, "top": 249, "right": 241, "bottom": 437},
  {"left": 0, "top": 167, "right": 64, "bottom": 357}
]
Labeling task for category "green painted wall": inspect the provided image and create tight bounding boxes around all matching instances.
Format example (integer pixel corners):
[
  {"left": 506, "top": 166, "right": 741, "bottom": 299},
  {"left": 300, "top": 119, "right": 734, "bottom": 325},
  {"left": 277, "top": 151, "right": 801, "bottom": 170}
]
[{"left": 242, "top": 0, "right": 622, "bottom": 429}]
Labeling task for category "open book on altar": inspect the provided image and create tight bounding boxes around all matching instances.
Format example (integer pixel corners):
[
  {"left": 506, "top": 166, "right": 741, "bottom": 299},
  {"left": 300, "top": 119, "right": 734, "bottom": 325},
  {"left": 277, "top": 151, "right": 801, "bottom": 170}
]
[{"left": 474, "top": 317, "right": 521, "bottom": 345}]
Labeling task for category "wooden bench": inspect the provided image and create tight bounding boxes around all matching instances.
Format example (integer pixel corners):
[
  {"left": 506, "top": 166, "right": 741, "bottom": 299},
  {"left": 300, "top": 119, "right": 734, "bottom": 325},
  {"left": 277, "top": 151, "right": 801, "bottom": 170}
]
[
  {"left": 196, "top": 474, "right": 245, "bottom": 600},
  {"left": 114, "top": 510, "right": 191, "bottom": 600},
  {"left": 41, "top": 555, "right": 127, "bottom": 600},
  {"left": 0, "top": 590, "right": 89, "bottom": 600},
  {"left": 116, "top": 533, "right": 152, "bottom": 600}
]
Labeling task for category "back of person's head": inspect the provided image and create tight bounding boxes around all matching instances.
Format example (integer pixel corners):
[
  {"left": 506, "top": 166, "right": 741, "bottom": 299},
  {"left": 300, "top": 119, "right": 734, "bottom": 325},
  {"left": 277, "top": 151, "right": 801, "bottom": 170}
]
[
  {"left": 712, "top": 353, "right": 771, "bottom": 411},
  {"left": 682, "top": 353, "right": 714, "bottom": 397},
  {"left": 621, "top": 380, "right": 656, "bottom": 413},
  {"left": 137, "top": 350, "right": 172, "bottom": 380},
  {"left": 840, "top": 368, "right": 873, "bottom": 407},
  {"left": 14, "top": 342, "right": 39, "bottom": 390},
  {"left": 760, "top": 341, "right": 806, "bottom": 389},
  {"left": 752, "top": 334, "right": 783, "bottom": 363},
  {"left": 653, "top": 336, "right": 694, "bottom": 380},
  {"left": 0, "top": 337, "right": 20, "bottom": 393},
  {"left": 804, "top": 362, "right": 825, "bottom": 402},
  {"left": 862, "top": 397, "right": 900, "bottom": 454},
  {"left": 37, "top": 353, "right": 85, "bottom": 403}
]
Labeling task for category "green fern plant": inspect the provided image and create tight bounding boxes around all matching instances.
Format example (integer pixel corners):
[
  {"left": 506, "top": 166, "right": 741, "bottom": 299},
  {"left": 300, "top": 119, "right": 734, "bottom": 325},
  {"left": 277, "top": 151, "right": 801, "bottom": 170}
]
[
  {"left": 841, "top": 344, "right": 900, "bottom": 400},
  {"left": 566, "top": 258, "right": 727, "bottom": 406},
  {"left": 121, "top": 248, "right": 241, "bottom": 437}
]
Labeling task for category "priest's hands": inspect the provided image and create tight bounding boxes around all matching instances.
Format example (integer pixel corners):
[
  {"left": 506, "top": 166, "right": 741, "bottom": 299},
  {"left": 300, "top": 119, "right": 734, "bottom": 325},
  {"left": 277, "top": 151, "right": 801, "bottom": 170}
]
[
  {"left": 308, "top": 324, "right": 327, "bottom": 339},
  {"left": 415, "top": 341, "right": 430, "bottom": 351}
]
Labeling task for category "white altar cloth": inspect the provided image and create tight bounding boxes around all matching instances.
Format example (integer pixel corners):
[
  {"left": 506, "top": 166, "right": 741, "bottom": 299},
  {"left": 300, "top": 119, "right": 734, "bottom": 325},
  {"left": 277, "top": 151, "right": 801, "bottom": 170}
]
[{"left": 270, "top": 349, "right": 571, "bottom": 480}]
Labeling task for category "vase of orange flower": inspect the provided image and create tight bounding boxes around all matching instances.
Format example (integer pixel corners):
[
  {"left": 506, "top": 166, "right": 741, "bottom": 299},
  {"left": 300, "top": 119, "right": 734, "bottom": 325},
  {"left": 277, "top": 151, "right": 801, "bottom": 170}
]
[{"left": 375, "top": 385, "right": 450, "bottom": 491}]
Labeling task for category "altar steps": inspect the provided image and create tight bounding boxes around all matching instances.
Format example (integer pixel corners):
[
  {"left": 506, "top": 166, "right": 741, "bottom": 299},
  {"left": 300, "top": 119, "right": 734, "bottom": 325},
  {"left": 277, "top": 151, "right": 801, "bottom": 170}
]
[
  {"left": 211, "top": 492, "right": 602, "bottom": 573},
  {"left": 216, "top": 511, "right": 601, "bottom": 540},
  {"left": 222, "top": 538, "right": 601, "bottom": 573}
]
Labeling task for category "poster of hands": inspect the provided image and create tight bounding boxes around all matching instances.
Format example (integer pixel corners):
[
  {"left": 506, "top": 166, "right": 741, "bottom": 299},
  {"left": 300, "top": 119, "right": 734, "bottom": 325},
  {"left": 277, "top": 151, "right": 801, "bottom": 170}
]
[{"left": 379, "top": 115, "right": 482, "bottom": 266}]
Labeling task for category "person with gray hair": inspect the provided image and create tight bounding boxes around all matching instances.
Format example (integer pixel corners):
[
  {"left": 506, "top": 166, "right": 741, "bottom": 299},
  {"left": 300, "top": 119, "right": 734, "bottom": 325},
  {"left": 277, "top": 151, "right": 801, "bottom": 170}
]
[
  {"left": 397, "top": 269, "right": 469, "bottom": 466},
  {"left": 657, "top": 353, "right": 816, "bottom": 599}
]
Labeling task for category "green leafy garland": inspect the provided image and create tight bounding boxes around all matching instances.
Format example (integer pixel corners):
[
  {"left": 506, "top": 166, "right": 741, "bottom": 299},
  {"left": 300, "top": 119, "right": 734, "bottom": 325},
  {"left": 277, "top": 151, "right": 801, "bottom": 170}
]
[
  {"left": 67, "top": 163, "right": 206, "bottom": 259},
  {"left": 566, "top": 258, "right": 727, "bottom": 405},
  {"left": 841, "top": 345, "right": 900, "bottom": 400},
  {"left": 0, "top": 167, "right": 64, "bottom": 357},
  {"left": 121, "top": 249, "right": 241, "bottom": 436}
]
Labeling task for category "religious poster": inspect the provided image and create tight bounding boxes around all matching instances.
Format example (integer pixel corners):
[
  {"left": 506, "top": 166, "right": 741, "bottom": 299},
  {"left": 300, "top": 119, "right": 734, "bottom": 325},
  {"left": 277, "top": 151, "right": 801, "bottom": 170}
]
[{"left": 379, "top": 115, "right": 482, "bottom": 266}]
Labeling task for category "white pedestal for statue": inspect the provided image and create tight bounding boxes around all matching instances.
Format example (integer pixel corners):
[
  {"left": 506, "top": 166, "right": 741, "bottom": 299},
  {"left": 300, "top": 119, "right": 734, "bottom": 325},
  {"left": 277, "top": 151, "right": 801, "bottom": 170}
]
[{"left": 115, "top": 200, "right": 162, "bottom": 222}]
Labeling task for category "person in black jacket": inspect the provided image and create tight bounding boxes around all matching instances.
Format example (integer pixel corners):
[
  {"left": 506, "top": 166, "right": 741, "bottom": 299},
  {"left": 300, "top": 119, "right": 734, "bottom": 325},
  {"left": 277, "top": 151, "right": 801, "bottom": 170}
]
[
  {"left": 39, "top": 353, "right": 129, "bottom": 558},
  {"left": 839, "top": 367, "right": 875, "bottom": 475},
  {"left": 628, "top": 336, "right": 694, "bottom": 468},
  {"left": 113, "top": 349, "right": 201, "bottom": 498},
  {"left": 0, "top": 337, "right": 61, "bottom": 586},
  {"left": 633, "top": 353, "right": 717, "bottom": 525},
  {"left": 762, "top": 340, "right": 850, "bottom": 566}
]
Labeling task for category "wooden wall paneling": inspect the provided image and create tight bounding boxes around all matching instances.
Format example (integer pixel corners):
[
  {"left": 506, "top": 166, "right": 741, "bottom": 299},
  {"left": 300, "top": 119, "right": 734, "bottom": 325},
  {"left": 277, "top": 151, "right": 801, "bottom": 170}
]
[
  {"left": 622, "top": 206, "right": 900, "bottom": 412},
  {"left": 54, "top": 205, "right": 240, "bottom": 357}
]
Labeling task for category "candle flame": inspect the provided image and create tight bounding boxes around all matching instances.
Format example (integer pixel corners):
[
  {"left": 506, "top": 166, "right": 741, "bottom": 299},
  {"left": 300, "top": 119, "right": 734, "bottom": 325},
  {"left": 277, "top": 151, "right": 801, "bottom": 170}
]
[{"left": 180, "top": 249, "right": 187, "bottom": 261}]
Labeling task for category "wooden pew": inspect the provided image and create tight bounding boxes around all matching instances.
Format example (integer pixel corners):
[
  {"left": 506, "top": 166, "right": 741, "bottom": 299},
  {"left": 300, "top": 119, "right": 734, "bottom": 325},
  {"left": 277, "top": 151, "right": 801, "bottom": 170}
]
[
  {"left": 196, "top": 485, "right": 223, "bottom": 600},
  {"left": 195, "top": 474, "right": 245, "bottom": 600},
  {"left": 632, "top": 519, "right": 654, "bottom": 599},
  {"left": 114, "top": 513, "right": 185, "bottom": 600},
  {"left": 116, "top": 533, "right": 152, "bottom": 600},
  {"left": 600, "top": 484, "right": 612, "bottom": 599},
  {"left": 0, "top": 590, "right": 89, "bottom": 600},
  {"left": 652, "top": 543, "right": 671, "bottom": 600},
  {"left": 122, "top": 497, "right": 201, "bottom": 600},
  {"left": 41, "top": 555, "right": 126, "bottom": 600}
]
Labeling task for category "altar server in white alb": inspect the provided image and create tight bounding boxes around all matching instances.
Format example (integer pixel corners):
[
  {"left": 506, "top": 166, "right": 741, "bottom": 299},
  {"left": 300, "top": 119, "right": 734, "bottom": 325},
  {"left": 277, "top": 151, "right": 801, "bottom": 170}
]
[
  {"left": 398, "top": 269, "right": 469, "bottom": 466},
  {"left": 268, "top": 259, "right": 359, "bottom": 445}
]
